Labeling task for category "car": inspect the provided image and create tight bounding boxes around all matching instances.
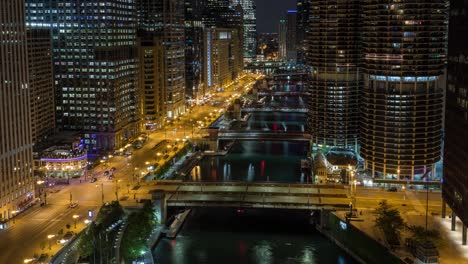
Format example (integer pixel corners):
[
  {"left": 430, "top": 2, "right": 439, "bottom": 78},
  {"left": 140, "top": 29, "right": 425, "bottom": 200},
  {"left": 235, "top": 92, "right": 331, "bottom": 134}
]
[
  {"left": 103, "top": 171, "right": 110, "bottom": 176},
  {"left": 110, "top": 167, "right": 116, "bottom": 172},
  {"left": 387, "top": 187, "right": 398, "bottom": 192},
  {"left": 69, "top": 201, "right": 78, "bottom": 208},
  {"left": 90, "top": 177, "right": 97, "bottom": 183}
]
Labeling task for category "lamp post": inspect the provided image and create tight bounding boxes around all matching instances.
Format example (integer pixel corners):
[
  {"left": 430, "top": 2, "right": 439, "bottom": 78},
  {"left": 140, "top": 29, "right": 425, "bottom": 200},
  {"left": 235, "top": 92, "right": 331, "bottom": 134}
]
[
  {"left": 402, "top": 185, "right": 406, "bottom": 201},
  {"left": 47, "top": 234, "right": 55, "bottom": 250},
  {"left": 96, "top": 183, "right": 104, "bottom": 205},
  {"left": 73, "top": 214, "right": 79, "bottom": 229}
]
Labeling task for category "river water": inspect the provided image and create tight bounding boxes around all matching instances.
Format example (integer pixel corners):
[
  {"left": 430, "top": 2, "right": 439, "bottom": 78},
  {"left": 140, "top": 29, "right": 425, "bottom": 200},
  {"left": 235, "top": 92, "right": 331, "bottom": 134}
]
[
  {"left": 153, "top": 208, "right": 357, "bottom": 264},
  {"left": 189, "top": 140, "right": 309, "bottom": 183}
]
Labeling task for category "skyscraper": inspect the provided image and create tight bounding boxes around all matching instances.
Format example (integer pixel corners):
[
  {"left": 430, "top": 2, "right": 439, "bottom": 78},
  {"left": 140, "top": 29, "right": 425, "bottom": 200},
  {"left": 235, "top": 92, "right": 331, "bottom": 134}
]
[
  {"left": 360, "top": 1, "right": 448, "bottom": 181},
  {"left": 0, "top": 0, "right": 35, "bottom": 221},
  {"left": 286, "top": 10, "right": 298, "bottom": 64},
  {"left": 278, "top": 19, "right": 287, "bottom": 61},
  {"left": 26, "top": 0, "right": 140, "bottom": 153},
  {"left": 137, "top": 0, "right": 186, "bottom": 119},
  {"left": 27, "top": 29, "right": 55, "bottom": 144},
  {"left": 296, "top": 0, "right": 311, "bottom": 64},
  {"left": 307, "top": 0, "right": 361, "bottom": 151},
  {"left": 443, "top": 0, "right": 468, "bottom": 241},
  {"left": 185, "top": 0, "right": 205, "bottom": 102},
  {"left": 231, "top": 0, "right": 256, "bottom": 60}
]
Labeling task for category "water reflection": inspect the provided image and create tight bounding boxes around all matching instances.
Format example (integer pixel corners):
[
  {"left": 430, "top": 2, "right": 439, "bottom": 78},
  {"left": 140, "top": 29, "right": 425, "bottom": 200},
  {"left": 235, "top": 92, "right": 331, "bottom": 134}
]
[
  {"left": 153, "top": 208, "right": 357, "bottom": 264},
  {"left": 189, "top": 141, "right": 309, "bottom": 183},
  {"left": 242, "top": 112, "right": 306, "bottom": 132}
]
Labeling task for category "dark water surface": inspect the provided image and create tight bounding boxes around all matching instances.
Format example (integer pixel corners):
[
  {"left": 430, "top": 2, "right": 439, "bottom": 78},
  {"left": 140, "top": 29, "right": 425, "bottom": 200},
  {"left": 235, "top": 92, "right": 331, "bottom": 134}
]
[
  {"left": 189, "top": 141, "right": 309, "bottom": 182},
  {"left": 153, "top": 208, "right": 357, "bottom": 264}
]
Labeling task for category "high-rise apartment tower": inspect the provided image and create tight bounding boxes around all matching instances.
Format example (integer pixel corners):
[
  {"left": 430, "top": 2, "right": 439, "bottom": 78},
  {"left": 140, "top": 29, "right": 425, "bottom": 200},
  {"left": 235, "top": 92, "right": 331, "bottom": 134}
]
[
  {"left": 360, "top": 1, "right": 448, "bottom": 180},
  {"left": 307, "top": 0, "right": 361, "bottom": 151}
]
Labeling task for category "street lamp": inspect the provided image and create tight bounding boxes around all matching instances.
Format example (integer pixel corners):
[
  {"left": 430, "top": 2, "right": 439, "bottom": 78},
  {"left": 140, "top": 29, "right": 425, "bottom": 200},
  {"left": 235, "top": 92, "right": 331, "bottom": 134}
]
[
  {"left": 96, "top": 183, "right": 104, "bottom": 205},
  {"left": 402, "top": 185, "right": 406, "bottom": 201},
  {"left": 47, "top": 234, "right": 55, "bottom": 250},
  {"left": 73, "top": 214, "right": 79, "bottom": 229}
]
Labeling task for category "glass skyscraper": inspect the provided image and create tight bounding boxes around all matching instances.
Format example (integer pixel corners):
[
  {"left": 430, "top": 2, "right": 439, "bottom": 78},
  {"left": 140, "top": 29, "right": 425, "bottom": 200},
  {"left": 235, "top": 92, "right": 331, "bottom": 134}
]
[
  {"left": 26, "top": 0, "right": 140, "bottom": 153},
  {"left": 231, "top": 0, "right": 256, "bottom": 60}
]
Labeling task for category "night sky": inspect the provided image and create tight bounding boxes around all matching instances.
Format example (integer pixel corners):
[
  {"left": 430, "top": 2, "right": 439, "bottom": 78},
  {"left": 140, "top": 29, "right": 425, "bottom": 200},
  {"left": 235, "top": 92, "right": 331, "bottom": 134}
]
[{"left": 256, "top": 0, "right": 297, "bottom": 33}]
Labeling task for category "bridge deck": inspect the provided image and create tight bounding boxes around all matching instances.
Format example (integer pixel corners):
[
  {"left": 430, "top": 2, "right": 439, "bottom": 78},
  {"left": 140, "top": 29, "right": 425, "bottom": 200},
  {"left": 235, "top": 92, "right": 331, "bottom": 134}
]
[{"left": 137, "top": 181, "right": 351, "bottom": 210}]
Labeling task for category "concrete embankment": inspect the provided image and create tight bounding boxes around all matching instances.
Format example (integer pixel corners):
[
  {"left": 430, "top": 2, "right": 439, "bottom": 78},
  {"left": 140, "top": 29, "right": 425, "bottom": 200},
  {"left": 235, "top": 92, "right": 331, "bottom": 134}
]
[
  {"left": 164, "top": 209, "right": 191, "bottom": 239},
  {"left": 317, "top": 210, "right": 405, "bottom": 264}
]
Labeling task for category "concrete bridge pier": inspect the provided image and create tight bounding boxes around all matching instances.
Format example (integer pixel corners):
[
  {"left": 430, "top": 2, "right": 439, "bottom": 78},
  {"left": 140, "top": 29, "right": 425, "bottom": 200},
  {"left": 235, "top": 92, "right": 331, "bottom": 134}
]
[
  {"left": 151, "top": 190, "right": 167, "bottom": 225},
  {"left": 441, "top": 200, "right": 446, "bottom": 218},
  {"left": 463, "top": 225, "right": 467, "bottom": 245},
  {"left": 451, "top": 211, "right": 457, "bottom": 231}
]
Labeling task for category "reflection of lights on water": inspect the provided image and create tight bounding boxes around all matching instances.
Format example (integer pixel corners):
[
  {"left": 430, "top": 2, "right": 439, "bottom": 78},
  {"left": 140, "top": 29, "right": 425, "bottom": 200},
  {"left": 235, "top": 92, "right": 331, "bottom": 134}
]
[
  {"left": 191, "top": 166, "right": 201, "bottom": 181},
  {"left": 252, "top": 241, "right": 273, "bottom": 264}
]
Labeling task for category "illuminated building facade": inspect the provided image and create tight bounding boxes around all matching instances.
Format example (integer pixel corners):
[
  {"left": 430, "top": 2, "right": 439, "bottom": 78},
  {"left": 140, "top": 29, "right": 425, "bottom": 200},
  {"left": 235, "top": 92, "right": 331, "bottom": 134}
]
[
  {"left": 0, "top": 0, "right": 35, "bottom": 222},
  {"left": 286, "top": 10, "right": 297, "bottom": 64},
  {"left": 296, "top": 0, "right": 310, "bottom": 64},
  {"left": 204, "top": 28, "right": 234, "bottom": 90},
  {"left": 231, "top": 0, "right": 256, "bottom": 60},
  {"left": 185, "top": 0, "right": 205, "bottom": 101},
  {"left": 443, "top": 0, "right": 468, "bottom": 238},
  {"left": 138, "top": 38, "right": 165, "bottom": 130},
  {"left": 26, "top": 0, "right": 141, "bottom": 153},
  {"left": 360, "top": 1, "right": 448, "bottom": 180},
  {"left": 137, "top": 0, "right": 186, "bottom": 119},
  {"left": 307, "top": 0, "right": 361, "bottom": 151},
  {"left": 278, "top": 19, "right": 287, "bottom": 61}
]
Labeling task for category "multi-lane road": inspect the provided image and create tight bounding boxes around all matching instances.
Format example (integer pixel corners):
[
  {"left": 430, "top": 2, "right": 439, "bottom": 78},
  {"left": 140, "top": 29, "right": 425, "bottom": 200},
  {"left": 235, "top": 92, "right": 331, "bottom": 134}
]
[{"left": 0, "top": 73, "right": 261, "bottom": 264}]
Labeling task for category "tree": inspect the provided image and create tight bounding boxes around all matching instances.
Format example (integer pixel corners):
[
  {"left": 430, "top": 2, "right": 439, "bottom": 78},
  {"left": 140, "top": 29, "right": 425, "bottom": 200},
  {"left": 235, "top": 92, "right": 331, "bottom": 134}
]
[
  {"left": 408, "top": 225, "right": 440, "bottom": 243},
  {"left": 77, "top": 222, "right": 96, "bottom": 259},
  {"left": 374, "top": 200, "right": 405, "bottom": 246},
  {"left": 121, "top": 201, "right": 158, "bottom": 262}
]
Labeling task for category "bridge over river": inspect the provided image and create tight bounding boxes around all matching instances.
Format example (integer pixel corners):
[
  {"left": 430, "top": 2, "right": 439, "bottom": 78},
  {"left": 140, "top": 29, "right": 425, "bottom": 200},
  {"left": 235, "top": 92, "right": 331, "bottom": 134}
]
[{"left": 136, "top": 181, "right": 351, "bottom": 219}]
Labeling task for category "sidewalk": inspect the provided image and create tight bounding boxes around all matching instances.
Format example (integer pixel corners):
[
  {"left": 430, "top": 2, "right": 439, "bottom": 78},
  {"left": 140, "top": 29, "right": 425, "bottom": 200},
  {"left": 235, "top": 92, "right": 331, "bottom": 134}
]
[{"left": 346, "top": 194, "right": 468, "bottom": 264}]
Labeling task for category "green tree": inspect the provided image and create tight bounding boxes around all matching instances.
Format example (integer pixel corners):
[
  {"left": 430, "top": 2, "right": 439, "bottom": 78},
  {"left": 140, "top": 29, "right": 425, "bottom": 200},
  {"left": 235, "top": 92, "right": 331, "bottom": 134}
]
[
  {"left": 374, "top": 200, "right": 405, "bottom": 246},
  {"left": 121, "top": 201, "right": 158, "bottom": 262},
  {"left": 408, "top": 225, "right": 440, "bottom": 243},
  {"left": 77, "top": 222, "right": 96, "bottom": 259}
]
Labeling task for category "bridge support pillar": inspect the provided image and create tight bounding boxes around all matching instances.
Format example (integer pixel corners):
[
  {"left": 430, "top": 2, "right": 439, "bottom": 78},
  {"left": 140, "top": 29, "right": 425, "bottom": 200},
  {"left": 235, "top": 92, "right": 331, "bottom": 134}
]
[
  {"left": 151, "top": 190, "right": 167, "bottom": 225},
  {"left": 463, "top": 225, "right": 467, "bottom": 245},
  {"left": 452, "top": 211, "right": 457, "bottom": 231},
  {"left": 441, "top": 199, "right": 446, "bottom": 219}
]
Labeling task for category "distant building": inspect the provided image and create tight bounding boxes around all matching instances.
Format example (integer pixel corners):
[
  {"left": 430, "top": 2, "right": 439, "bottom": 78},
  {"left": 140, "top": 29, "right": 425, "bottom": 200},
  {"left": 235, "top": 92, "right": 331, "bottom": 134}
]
[
  {"left": 138, "top": 38, "right": 165, "bottom": 130},
  {"left": 278, "top": 19, "right": 287, "bottom": 61},
  {"left": 285, "top": 10, "right": 297, "bottom": 64},
  {"left": 137, "top": 0, "right": 186, "bottom": 119},
  {"left": 27, "top": 28, "right": 55, "bottom": 144},
  {"left": 443, "top": 0, "right": 468, "bottom": 243},
  {"left": 230, "top": 0, "right": 256, "bottom": 60},
  {"left": 296, "top": 0, "right": 310, "bottom": 64},
  {"left": 0, "top": 0, "right": 35, "bottom": 223},
  {"left": 185, "top": 0, "right": 205, "bottom": 102},
  {"left": 204, "top": 28, "right": 236, "bottom": 91}
]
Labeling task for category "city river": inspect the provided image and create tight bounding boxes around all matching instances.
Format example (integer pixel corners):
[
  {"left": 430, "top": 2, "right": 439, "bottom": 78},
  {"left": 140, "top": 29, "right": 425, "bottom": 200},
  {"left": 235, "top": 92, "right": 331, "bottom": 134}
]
[
  {"left": 153, "top": 208, "right": 357, "bottom": 264},
  {"left": 189, "top": 140, "right": 309, "bottom": 182}
]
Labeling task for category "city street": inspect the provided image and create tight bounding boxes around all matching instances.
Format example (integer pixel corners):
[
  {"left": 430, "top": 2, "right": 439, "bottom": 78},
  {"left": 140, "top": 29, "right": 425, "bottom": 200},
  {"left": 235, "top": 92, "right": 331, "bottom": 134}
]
[{"left": 0, "top": 73, "right": 261, "bottom": 263}]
